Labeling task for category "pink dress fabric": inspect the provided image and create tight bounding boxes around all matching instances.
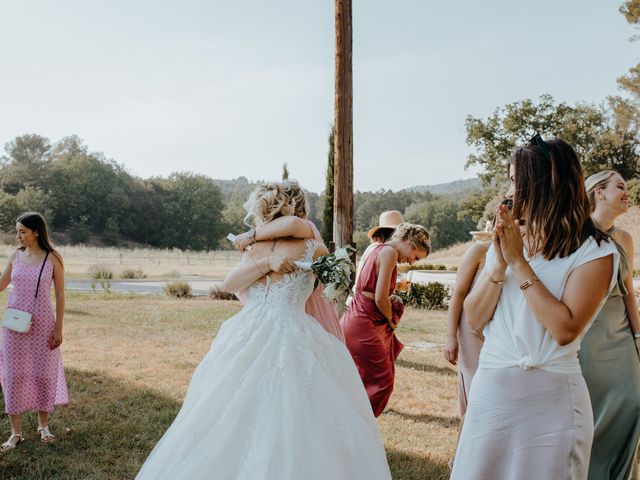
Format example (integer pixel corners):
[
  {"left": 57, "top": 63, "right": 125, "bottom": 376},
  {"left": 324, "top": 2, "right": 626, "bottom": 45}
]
[
  {"left": 456, "top": 268, "right": 484, "bottom": 418},
  {"left": 302, "top": 221, "right": 344, "bottom": 343},
  {"left": 236, "top": 220, "right": 344, "bottom": 343},
  {"left": 0, "top": 253, "right": 68, "bottom": 414},
  {"left": 340, "top": 244, "right": 404, "bottom": 416}
]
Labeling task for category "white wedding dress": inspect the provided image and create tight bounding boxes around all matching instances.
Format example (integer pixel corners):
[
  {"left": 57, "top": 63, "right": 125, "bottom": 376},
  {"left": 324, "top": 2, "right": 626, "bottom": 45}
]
[{"left": 136, "top": 240, "right": 392, "bottom": 480}]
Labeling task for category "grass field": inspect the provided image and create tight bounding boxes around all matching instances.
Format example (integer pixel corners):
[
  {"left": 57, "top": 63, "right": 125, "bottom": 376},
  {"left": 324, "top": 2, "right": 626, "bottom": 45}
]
[
  {"left": 0, "top": 292, "right": 456, "bottom": 480},
  {"left": 0, "top": 245, "right": 243, "bottom": 281}
]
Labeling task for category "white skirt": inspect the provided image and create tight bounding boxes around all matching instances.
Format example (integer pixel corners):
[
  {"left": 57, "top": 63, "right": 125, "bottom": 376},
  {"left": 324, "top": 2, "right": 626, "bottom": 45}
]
[
  {"left": 451, "top": 367, "right": 593, "bottom": 480},
  {"left": 135, "top": 295, "right": 391, "bottom": 480}
]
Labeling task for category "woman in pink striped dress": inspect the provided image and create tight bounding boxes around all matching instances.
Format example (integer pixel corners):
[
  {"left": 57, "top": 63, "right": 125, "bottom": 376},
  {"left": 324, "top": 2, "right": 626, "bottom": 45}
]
[{"left": 0, "top": 212, "right": 68, "bottom": 451}]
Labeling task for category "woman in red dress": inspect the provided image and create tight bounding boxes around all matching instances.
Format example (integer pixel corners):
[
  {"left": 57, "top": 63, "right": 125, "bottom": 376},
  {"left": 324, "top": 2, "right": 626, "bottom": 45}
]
[{"left": 341, "top": 223, "right": 430, "bottom": 416}]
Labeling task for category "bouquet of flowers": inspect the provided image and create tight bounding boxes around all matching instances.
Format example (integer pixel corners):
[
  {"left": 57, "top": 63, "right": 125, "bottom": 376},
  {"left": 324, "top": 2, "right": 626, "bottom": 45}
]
[{"left": 303, "top": 246, "right": 356, "bottom": 315}]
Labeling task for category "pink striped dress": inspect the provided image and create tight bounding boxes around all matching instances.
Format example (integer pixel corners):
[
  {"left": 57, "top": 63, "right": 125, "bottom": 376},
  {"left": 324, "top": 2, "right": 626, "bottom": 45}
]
[{"left": 0, "top": 252, "right": 68, "bottom": 414}]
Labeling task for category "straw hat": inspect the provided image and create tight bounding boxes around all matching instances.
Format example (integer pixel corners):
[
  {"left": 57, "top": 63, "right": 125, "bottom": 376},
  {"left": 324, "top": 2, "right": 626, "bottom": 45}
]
[{"left": 367, "top": 210, "right": 405, "bottom": 238}]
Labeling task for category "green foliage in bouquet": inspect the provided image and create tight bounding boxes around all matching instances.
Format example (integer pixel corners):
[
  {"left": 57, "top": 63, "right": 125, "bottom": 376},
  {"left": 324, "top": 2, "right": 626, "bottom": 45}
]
[{"left": 310, "top": 246, "right": 356, "bottom": 314}]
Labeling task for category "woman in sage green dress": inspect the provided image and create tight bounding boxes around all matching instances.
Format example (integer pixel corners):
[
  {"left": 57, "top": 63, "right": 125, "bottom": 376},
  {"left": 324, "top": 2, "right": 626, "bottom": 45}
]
[{"left": 579, "top": 170, "right": 640, "bottom": 480}]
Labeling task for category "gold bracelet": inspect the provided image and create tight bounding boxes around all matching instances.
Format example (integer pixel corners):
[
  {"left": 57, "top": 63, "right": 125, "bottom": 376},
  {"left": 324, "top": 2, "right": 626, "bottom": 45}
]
[
  {"left": 486, "top": 272, "right": 504, "bottom": 285},
  {"left": 519, "top": 273, "right": 539, "bottom": 291}
]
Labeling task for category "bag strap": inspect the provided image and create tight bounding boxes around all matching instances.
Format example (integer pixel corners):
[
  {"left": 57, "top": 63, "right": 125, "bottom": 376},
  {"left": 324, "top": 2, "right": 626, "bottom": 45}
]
[{"left": 34, "top": 251, "right": 50, "bottom": 300}]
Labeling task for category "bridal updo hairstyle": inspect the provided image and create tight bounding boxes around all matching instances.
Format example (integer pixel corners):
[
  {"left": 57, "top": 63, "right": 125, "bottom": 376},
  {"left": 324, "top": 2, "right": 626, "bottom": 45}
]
[
  {"left": 244, "top": 182, "right": 297, "bottom": 227},
  {"left": 508, "top": 137, "right": 607, "bottom": 260},
  {"left": 390, "top": 223, "right": 431, "bottom": 255},
  {"left": 280, "top": 180, "right": 310, "bottom": 219}
]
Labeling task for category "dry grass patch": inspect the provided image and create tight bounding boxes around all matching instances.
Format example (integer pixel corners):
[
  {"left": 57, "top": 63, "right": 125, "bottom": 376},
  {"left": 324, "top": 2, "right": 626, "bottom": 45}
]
[
  {"left": 0, "top": 245, "right": 243, "bottom": 281},
  {"left": 0, "top": 292, "right": 456, "bottom": 479}
]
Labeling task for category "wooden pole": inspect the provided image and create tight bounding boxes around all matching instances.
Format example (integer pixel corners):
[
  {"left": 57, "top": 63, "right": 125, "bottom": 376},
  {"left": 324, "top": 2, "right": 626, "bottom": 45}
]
[{"left": 333, "top": 0, "right": 353, "bottom": 249}]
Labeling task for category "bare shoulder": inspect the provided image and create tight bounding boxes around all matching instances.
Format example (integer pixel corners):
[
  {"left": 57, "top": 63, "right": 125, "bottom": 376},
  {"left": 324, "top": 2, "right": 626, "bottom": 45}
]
[
  {"left": 8, "top": 250, "right": 18, "bottom": 263},
  {"left": 612, "top": 227, "right": 633, "bottom": 250},
  {"left": 51, "top": 251, "right": 64, "bottom": 269},
  {"left": 377, "top": 245, "right": 398, "bottom": 263},
  {"left": 462, "top": 242, "right": 489, "bottom": 262}
]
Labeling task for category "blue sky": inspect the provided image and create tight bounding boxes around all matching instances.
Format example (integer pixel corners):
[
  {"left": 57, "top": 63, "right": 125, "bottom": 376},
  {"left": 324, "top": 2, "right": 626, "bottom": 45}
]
[{"left": 0, "top": 1, "right": 636, "bottom": 192}]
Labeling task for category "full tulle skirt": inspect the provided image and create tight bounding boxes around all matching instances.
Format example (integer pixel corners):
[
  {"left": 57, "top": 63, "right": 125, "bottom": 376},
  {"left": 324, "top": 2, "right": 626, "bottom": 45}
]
[{"left": 136, "top": 299, "right": 391, "bottom": 480}]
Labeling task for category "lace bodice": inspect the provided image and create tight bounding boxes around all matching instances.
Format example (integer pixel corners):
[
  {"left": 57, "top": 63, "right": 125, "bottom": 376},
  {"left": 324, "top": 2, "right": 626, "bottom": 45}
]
[{"left": 245, "top": 240, "right": 319, "bottom": 310}]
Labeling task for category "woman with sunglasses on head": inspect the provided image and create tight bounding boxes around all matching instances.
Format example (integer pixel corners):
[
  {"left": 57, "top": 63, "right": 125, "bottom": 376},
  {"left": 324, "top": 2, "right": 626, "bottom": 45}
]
[
  {"left": 0, "top": 212, "right": 67, "bottom": 451},
  {"left": 578, "top": 170, "right": 640, "bottom": 480},
  {"left": 451, "top": 136, "right": 619, "bottom": 480},
  {"left": 341, "top": 223, "right": 430, "bottom": 416}
]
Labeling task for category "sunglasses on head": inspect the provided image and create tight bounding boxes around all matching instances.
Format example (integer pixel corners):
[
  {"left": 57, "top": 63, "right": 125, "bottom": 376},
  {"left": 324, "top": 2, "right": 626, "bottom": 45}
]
[{"left": 527, "top": 132, "right": 551, "bottom": 162}]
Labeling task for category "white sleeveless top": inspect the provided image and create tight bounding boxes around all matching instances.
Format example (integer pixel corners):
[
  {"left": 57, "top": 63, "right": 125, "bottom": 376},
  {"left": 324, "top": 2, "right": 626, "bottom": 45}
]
[{"left": 479, "top": 236, "right": 619, "bottom": 374}]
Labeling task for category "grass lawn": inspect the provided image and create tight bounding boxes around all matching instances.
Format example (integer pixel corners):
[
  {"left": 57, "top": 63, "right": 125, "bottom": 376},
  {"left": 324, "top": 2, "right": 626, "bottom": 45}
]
[{"left": 0, "top": 292, "right": 457, "bottom": 480}]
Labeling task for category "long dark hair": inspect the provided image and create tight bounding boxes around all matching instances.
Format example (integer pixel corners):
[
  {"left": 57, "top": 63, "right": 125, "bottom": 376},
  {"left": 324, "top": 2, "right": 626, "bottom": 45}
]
[
  {"left": 508, "top": 137, "right": 607, "bottom": 259},
  {"left": 17, "top": 212, "right": 63, "bottom": 264}
]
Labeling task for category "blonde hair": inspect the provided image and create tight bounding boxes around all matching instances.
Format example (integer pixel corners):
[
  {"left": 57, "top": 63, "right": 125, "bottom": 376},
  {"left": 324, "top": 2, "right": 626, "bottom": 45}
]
[
  {"left": 280, "top": 179, "right": 310, "bottom": 219},
  {"left": 390, "top": 223, "right": 431, "bottom": 255},
  {"left": 243, "top": 182, "right": 296, "bottom": 227},
  {"left": 585, "top": 170, "right": 619, "bottom": 211}
]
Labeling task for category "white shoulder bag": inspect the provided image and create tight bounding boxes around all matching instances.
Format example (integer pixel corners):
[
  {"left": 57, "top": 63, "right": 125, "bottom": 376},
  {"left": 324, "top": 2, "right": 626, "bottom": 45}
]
[{"left": 2, "top": 251, "right": 50, "bottom": 333}]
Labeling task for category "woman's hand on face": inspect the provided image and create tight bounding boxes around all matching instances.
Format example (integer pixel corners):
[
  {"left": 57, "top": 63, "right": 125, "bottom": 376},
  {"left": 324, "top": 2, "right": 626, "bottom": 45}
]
[
  {"left": 267, "top": 255, "right": 298, "bottom": 274},
  {"left": 495, "top": 204, "right": 526, "bottom": 267}
]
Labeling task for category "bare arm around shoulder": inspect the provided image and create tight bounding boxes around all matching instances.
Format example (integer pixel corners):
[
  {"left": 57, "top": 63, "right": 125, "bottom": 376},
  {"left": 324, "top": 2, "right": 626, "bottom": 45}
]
[
  {"left": 233, "top": 217, "right": 315, "bottom": 251},
  {"left": 374, "top": 246, "right": 398, "bottom": 323},
  {"left": 0, "top": 251, "right": 16, "bottom": 292},
  {"left": 50, "top": 253, "right": 65, "bottom": 349},
  {"left": 614, "top": 229, "right": 640, "bottom": 356},
  {"left": 222, "top": 248, "right": 298, "bottom": 293},
  {"left": 444, "top": 243, "right": 487, "bottom": 365}
]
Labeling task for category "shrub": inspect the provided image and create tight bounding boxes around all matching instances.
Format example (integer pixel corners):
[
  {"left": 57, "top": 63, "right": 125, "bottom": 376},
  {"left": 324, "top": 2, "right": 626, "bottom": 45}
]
[
  {"left": 398, "top": 282, "right": 450, "bottom": 310},
  {"left": 120, "top": 268, "right": 146, "bottom": 279},
  {"left": 88, "top": 264, "right": 113, "bottom": 280},
  {"left": 164, "top": 281, "right": 192, "bottom": 298},
  {"left": 208, "top": 285, "right": 238, "bottom": 301},
  {"left": 88, "top": 264, "right": 113, "bottom": 293},
  {"left": 406, "top": 263, "right": 449, "bottom": 271}
]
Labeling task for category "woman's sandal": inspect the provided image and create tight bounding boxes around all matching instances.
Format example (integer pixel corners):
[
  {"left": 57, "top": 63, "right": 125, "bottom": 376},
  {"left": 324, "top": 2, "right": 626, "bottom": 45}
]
[
  {"left": 1, "top": 433, "right": 23, "bottom": 451},
  {"left": 37, "top": 426, "right": 55, "bottom": 444}
]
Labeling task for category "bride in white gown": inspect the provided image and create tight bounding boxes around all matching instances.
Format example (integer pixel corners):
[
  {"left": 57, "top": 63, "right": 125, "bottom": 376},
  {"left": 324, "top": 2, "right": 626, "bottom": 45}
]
[{"left": 136, "top": 182, "right": 392, "bottom": 480}]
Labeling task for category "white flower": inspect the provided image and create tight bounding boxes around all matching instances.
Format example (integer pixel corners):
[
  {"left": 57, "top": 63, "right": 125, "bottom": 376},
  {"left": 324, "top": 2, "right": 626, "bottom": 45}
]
[
  {"left": 334, "top": 248, "right": 349, "bottom": 260},
  {"left": 323, "top": 284, "right": 339, "bottom": 301}
]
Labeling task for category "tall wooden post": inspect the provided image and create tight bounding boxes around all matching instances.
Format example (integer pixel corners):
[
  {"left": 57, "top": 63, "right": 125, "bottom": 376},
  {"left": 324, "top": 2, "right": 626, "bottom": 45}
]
[{"left": 333, "top": 0, "right": 353, "bottom": 248}]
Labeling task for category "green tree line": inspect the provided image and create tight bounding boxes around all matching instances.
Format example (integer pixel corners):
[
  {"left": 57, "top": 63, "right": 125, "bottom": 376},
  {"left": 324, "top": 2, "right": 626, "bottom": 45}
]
[{"left": 0, "top": 133, "right": 482, "bottom": 252}]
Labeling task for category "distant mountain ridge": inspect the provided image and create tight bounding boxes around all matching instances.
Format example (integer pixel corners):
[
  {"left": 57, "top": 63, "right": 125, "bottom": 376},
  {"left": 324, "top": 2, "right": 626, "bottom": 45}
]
[
  {"left": 213, "top": 176, "right": 483, "bottom": 197},
  {"left": 405, "top": 178, "right": 482, "bottom": 194}
]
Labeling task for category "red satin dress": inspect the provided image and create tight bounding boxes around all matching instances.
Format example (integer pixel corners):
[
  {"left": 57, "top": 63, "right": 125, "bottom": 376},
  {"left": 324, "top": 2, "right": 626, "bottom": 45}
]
[{"left": 340, "top": 244, "right": 404, "bottom": 416}]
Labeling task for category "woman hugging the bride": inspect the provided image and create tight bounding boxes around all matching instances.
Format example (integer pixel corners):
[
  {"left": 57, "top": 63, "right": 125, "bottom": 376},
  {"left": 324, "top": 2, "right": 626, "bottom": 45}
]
[{"left": 136, "top": 181, "right": 392, "bottom": 480}]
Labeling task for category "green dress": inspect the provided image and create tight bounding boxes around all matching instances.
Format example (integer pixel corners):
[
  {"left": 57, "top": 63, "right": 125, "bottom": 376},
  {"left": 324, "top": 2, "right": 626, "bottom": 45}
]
[{"left": 579, "top": 241, "right": 640, "bottom": 480}]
